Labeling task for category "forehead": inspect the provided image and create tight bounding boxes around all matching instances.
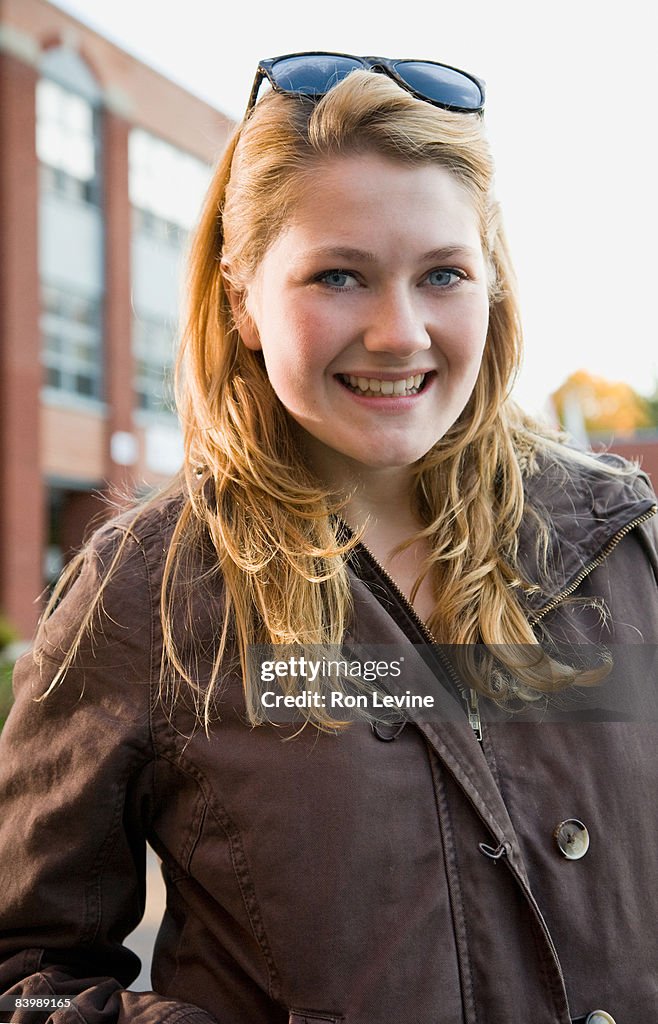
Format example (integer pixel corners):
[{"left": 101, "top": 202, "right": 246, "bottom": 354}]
[{"left": 266, "top": 152, "right": 482, "bottom": 260}]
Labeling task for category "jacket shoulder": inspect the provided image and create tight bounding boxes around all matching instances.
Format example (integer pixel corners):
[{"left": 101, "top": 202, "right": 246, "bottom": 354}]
[
  {"left": 91, "top": 489, "right": 186, "bottom": 568},
  {"left": 519, "top": 442, "right": 658, "bottom": 612},
  {"left": 31, "top": 494, "right": 187, "bottom": 680},
  {"left": 523, "top": 443, "right": 655, "bottom": 511}
]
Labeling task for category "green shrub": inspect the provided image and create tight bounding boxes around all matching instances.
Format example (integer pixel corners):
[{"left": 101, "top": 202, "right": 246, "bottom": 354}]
[
  {"left": 0, "top": 613, "right": 17, "bottom": 730},
  {"left": 0, "top": 660, "right": 13, "bottom": 731},
  {"left": 0, "top": 613, "right": 17, "bottom": 652}
]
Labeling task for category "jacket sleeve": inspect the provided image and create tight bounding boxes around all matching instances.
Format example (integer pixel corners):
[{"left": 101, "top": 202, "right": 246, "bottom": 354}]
[{"left": 0, "top": 527, "right": 217, "bottom": 1024}]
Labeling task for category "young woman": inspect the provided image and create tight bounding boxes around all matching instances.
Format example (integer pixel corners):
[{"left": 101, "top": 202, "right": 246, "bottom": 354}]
[{"left": 1, "top": 54, "right": 657, "bottom": 1024}]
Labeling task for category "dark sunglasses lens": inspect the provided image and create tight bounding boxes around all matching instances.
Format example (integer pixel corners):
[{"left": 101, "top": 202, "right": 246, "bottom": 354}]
[
  {"left": 270, "top": 55, "right": 364, "bottom": 95},
  {"left": 395, "top": 61, "right": 483, "bottom": 110}
]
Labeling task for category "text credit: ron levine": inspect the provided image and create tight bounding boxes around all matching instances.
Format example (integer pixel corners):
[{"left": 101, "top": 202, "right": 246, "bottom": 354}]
[{"left": 258, "top": 654, "right": 435, "bottom": 710}]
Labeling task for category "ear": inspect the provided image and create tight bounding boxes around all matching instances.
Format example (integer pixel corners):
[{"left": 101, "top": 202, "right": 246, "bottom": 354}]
[{"left": 222, "top": 273, "right": 262, "bottom": 352}]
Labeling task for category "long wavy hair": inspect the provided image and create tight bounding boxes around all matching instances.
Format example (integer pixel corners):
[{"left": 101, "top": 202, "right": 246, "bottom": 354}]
[{"left": 41, "top": 71, "right": 615, "bottom": 729}]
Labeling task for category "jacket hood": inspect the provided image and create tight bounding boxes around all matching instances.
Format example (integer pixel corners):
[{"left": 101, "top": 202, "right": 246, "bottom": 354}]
[{"left": 518, "top": 447, "right": 657, "bottom": 619}]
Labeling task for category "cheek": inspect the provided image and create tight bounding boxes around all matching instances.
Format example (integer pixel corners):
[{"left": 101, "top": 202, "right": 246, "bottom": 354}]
[
  {"left": 443, "top": 298, "right": 490, "bottom": 371},
  {"left": 259, "top": 326, "right": 326, "bottom": 412},
  {"left": 265, "top": 305, "right": 337, "bottom": 379},
  {"left": 287, "top": 298, "right": 339, "bottom": 343},
  {"left": 472, "top": 304, "right": 491, "bottom": 362}
]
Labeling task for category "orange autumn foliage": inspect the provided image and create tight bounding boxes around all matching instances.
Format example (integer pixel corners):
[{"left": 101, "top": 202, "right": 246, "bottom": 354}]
[{"left": 551, "top": 370, "right": 651, "bottom": 435}]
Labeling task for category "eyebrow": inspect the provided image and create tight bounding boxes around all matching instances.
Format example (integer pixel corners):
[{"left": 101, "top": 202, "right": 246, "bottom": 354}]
[{"left": 298, "top": 244, "right": 481, "bottom": 264}]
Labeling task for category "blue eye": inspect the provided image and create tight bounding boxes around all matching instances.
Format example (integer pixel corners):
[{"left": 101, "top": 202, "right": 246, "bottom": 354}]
[
  {"left": 427, "top": 268, "right": 464, "bottom": 287},
  {"left": 317, "top": 270, "right": 357, "bottom": 290}
]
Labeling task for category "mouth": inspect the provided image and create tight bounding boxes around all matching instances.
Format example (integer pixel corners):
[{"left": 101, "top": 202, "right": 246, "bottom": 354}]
[{"left": 336, "top": 372, "right": 432, "bottom": 398}]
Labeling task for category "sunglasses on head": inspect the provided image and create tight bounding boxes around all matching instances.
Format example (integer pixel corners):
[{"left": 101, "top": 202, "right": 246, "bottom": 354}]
[{"left": 246, "top": 51, "right": 486, "bottom": 117}]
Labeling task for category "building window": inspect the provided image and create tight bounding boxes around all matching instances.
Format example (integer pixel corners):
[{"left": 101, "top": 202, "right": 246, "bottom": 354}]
[
  {"left": 133, "top": 314, "right": 176, "bottom": 415},
  {"left": 36, "top": 79, "right": 99, "bottom": 204},
  {"left": 129, "top": 131, "right": 210, "bottom": 417},
  {"left": 129, "top": 129, "right": 211, "bottom": 233},
  {"left": 41, "top": 285, "right": 102, "bottom": 399},
  {"left": 131, "top": 207, "right": 187, "bottom": 246}
]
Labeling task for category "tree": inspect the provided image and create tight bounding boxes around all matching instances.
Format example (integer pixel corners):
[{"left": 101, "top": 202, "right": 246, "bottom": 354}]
[{"left": 551, "top": 370, "right": 651, "bottom": 436}]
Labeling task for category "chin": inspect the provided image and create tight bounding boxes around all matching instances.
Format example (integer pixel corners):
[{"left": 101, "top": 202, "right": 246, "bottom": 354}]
[{"left": 354, "top": 448, "right": 430, "bottom": 470}]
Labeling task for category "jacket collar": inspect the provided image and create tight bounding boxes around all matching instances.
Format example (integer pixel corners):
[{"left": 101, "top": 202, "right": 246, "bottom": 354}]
[
  {"left": 340, "top": 447, "right": 657, "bottom": 624},
  {"left": 518, "top": 450, "right": 657, "bottom": 619}
]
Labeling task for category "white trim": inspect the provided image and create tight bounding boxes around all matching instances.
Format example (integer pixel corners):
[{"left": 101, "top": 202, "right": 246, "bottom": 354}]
[
  {"left": 40, "top": 44, "right": 101, "bottom": 103},
  {"left": 0, "top": 25, "right": 39, "bottom": 65},
  {"left": 132, "top": 407, "right": 179, "bottom": 430},
  {"left": 41, "top": 387, "right": 107, "bottom": 416},
  {"left": 103, "top": 85, "right": 133, "bottom": 118}
]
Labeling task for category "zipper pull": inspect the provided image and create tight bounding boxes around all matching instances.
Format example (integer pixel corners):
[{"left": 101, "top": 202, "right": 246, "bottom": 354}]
[{"left": 466, "top": 688, "right": 483, "bottom": 743}]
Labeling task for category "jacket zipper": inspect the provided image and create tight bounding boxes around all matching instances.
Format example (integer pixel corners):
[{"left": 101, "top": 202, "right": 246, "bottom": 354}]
[
  {"left": 352, "top": 541, "right": 483, "bottom": 743},
  {"left": 529, "top": 504, "right": 658, "bottom": 625}
]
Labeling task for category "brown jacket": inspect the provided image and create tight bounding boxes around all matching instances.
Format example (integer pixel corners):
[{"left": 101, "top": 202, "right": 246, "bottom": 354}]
[{"left": 1, "top": 453, "right": 657, "bottom": 1024}]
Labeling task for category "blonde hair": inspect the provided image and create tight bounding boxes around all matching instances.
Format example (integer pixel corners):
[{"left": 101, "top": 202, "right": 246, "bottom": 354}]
[{"left": 41, "top": 72, "right": 614, "bottom": 728}]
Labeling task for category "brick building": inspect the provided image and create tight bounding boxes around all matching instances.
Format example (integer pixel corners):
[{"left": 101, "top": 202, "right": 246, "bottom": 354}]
[{"left": 0, "top": 0, "right": 233, "bottom": 638}]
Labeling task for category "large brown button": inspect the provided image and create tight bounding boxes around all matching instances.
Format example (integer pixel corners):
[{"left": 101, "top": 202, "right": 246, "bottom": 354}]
[
  {"left": 554, "top": 818, "right": 589, "bottom": 859},
  {"left": 585, "top": 1012, "right": 617, "bottom": 1024}
]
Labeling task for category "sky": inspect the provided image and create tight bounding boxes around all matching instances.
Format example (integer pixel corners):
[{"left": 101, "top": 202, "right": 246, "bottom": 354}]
[{"left": 49, "top": 0, "right": 658, "bottom": 417}]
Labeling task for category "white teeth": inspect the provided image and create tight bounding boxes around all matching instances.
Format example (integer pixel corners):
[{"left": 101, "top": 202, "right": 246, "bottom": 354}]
[{"left": 339, "top": 373, "right": 427, "bottom": 396}]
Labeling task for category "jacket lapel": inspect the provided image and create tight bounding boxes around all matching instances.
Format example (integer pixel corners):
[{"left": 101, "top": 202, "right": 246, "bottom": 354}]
[{"left": 345, "top": 574, "right": 530, "bottom": 882}]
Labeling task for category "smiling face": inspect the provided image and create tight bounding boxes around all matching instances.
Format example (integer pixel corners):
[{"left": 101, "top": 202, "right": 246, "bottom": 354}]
[{"left": 233, "top": 152, "right": 490, "bottom": 488}]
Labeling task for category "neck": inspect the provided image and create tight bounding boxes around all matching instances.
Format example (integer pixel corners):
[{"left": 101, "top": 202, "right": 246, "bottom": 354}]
[
  {"left": 304, "top": 438, "right": 434, "bottom": 613},
  {"left": 343, "top": 471, "right": 419, "bottom": 535},
  {"left": 305, "top": 439, "right": 421, "bottom": 539}
]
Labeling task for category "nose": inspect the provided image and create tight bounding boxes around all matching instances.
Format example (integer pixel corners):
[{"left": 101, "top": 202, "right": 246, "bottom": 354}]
[{"left": 362, "top": 285, "right": 431, "bottom": 358}]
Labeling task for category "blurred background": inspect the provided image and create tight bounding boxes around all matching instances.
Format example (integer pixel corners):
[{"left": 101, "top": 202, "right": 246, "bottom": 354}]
[{"left": 0, "top": 0, "right": 656, "bottom": 990}]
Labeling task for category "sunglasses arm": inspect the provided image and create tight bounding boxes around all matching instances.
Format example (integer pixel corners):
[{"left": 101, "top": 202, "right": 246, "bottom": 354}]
[{"left": 245, "top": 68, "right": 266, "bottom": 116}]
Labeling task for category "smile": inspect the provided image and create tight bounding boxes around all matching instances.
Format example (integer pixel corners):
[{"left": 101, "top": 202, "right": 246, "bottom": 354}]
[{"left": 337, "top": 373, "right": 428, "bottom": 397}]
